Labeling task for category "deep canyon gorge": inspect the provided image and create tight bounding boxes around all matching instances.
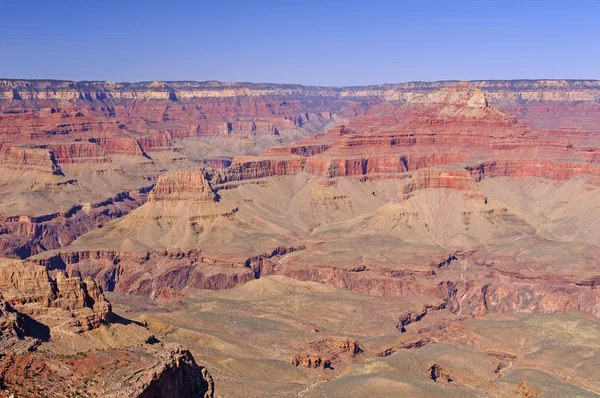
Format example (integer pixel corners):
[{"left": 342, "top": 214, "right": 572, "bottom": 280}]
[{"left": 0, "top": 78, "right": 599, "bottom": 397}]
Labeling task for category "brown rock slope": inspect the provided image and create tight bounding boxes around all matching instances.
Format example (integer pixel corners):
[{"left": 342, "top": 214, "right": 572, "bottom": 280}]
[
  {"left": 1, "top": 78, "right": 600, "bottom": 259},
  {"left": 34, "top": 84, "right": 600, "bottom": 318},
  {"left": 2, "top": 79, "right": 600, "bottom": 395},
  {"left": 0, "top": 343, "right": 213, "bottom": 398},
  {"left": 107, "top": 276, "right": 600, "bottom": 397}
]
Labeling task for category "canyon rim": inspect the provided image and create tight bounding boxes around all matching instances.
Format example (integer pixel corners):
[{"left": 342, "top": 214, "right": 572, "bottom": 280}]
[
  {"left": 0, "top": 78, "right": 599, "bottom": 397},
  {"left": 2, "top": 1, "right": 600, "bottom": 397}
]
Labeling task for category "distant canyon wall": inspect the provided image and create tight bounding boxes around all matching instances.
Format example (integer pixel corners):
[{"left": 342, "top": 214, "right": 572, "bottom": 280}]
[{"left": 2, "top": 79, "right": 600, "bottom": 102}]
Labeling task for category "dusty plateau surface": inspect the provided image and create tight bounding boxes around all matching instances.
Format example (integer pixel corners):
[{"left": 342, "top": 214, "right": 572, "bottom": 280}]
[{"left": 1, "top": 79, "right": 600, "bottom": 396}]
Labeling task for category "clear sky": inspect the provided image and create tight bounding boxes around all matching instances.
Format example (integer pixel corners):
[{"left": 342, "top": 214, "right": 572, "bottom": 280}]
[{"left": 1, "top": 0, "right": 598, "bottom": 86}]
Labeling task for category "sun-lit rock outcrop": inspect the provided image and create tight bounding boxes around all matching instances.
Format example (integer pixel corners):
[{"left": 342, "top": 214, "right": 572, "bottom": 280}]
[
  {"left": 148, "top": 171, "right": 217, "bottom": 202},
  {"left": 0, "top": 258, "right": 111, "bottom": 332}
]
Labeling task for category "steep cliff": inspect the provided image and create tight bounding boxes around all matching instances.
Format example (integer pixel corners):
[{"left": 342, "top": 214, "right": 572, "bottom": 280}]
[
  {"left": 2, "top": 78, "right": 599, "bottom": 397},
  {"left": 0, "top": 255, "right": 214, "bottom": 397},
  {"left": 0, "top": 293, "right": 39, "bottom": 354},
  {"left": 0, "top": 258, "right": 111, "bottom": 332},
  {"left": 148, "top": 171, "right": 217, "bottom": 202}
]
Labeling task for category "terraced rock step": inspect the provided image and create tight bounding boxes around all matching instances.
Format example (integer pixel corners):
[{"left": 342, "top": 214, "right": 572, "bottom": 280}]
[{"left": 2, "top": 79, "right": 600, "bottom": 396}]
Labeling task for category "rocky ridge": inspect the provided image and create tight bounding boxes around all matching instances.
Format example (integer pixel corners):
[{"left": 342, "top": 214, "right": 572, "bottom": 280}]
[
  {"left": 0, "top": 256, "right": 213, "bottom": 397},
  {"left": 2, "top": 79, "right": 600, "bottom": 395},
  {"left": 25, "top": 83, "right": 600, "bottom": 325},
  {"left": 0, "top": 258, "right": 110, "bottom": 334}
]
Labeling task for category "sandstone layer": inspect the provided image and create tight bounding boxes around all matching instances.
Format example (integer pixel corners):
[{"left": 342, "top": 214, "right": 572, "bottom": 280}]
[{"left": 2, "top": 79, "right": 600, "bottom": 396}]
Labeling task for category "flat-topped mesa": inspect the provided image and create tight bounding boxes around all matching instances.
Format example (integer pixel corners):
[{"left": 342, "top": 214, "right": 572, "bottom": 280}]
[
  {"left": 0, "top": 258, "right": 111, "bottom": 332},
  {"left": 401, "top": 168, "right": 477, "bottom": 196},
  {"left": 407, "top": 82, "right": 518, "bottom": 126},
  {"left": 148, "top": 171, "right": 217, "bottom": 202},
  {"left": 0, "top": 144, "right": 63, "bottom": 174},
  {"left": 212, "top": 155, "right": 305, "bottom": 184}
]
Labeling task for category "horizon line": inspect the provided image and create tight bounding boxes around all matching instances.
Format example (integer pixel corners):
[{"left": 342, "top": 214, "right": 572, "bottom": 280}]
[{"left": 2, "top": 77, "right": 600, "bottom": 90}]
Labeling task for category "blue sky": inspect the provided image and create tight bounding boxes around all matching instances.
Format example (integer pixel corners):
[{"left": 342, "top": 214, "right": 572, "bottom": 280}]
[{"left": 0, "top": 0, "right": 598, "bottom": 85}]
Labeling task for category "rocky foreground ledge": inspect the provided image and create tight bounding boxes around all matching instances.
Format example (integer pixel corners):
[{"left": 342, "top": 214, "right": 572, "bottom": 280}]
[{"left": 0, "top": 258, "right": 213, "bottom": 398}]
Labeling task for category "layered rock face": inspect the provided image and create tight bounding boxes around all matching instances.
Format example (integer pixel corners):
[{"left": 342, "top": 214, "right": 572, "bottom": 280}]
[
  {"left": 1, "top": 78, "right": 599, "bottom": 262},
  {"left": 401, "top": 168, "right": 476, "bottom": 195},
  {"left": 14, "top": 81, "right": 598, "bottom": 303},
  {"left": 0, "top": 293, "right": 38, "bottom": 354},
  {"left": 213, "top": 155, "right": 305, "bottom": 183},
  {"left": 29, "top": 82, "right": 600, "bottom": 324},
  {"left": 43, "top": 141, "right": 109, "bottom": 163},
  {"left": 0, "top": 81, "right": 344, "bottom": 148},
  {"left": 0, "top": 79, "right": 369, "bottom": 261},
  {"left": 0, "top": 144, "right": 62, "bottom": 174},
  {"left": 204, "top": 82, "right": 600, "bottom": 187},
  {"left": 0, "top": 258, "right": 111, "bottom": 332},
  {"left": 0, "top": 188, "right": 148, "bottom": 259},
  {"left": 148, "top": 171, "right": 216, "bottom": 202},
  {"left": 0, "top": 256, "right": 213, "bottom": 398},
  {"left": 3, "top": 79, "right": 600, "bottom": 395}
]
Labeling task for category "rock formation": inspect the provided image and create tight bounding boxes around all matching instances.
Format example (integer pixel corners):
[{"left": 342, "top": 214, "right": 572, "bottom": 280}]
[
  {"left": 2, "top": 78, "right": 600, "bottom": 395},
  {"left": 0, "top": 256, "right": 213, "bottom": 397},
  {"left": 291, "top": 353, "right": 331, "bottom": 369},
  {"left": 134, "top": 344, "right": 214, "bottom": 398},
  {"left": 0, "top": 293, "right": 39, "bottom": 354},
  {"left": 148, "top": 171, "right": 217, "bottom": 202},
  {"left": 0, "top": 144, "right": 62, "bottom": 174},
  {"left": 0, "top": 344, "right": 214, "bottom": 398},
  {"left": 0, "top": 258, "right": 111, "bottom": 332}
]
